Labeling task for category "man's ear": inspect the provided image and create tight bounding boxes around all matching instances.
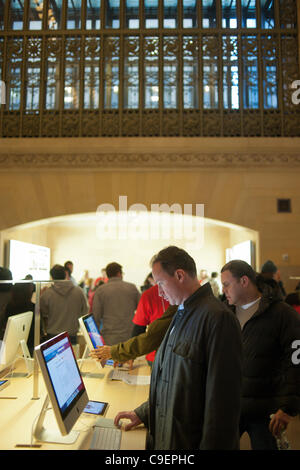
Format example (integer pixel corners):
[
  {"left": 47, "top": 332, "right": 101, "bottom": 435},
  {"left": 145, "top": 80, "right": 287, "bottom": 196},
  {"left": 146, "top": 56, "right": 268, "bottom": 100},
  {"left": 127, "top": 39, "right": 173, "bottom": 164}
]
[
  {"left": 240, "top": 275, "right": 249, "bottom": 287},
  {"left": 175, "top": 269, "right": 185, "bottom": 282}
]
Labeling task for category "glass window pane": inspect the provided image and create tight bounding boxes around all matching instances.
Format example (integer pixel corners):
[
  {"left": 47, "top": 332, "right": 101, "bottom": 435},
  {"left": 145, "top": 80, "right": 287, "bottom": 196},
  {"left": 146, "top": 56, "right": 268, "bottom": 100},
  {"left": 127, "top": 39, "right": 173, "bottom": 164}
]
[
  {"left": 163, "top": 37, "right": 178, "bottom": 108},
  {"left": 0, "top": 1, "right": 5, "bottom": 30},
  {"left": 26, "top": 66, "right": 40, "bottom": 108},
  {"left": 183, "top": 36, "right": 198, "bottom": 108},
  {"left": 241, "top": 0, "right": 256, "bottom": 28},
  {"left": 45, "top": 38, "right": 61, "bottom": 109},
  {"left": 9, "top": 0, "right": 24, "bottom": 30},
  {"left": 164, "top": 0, "right": 178, "bottom": 29},
  {"left": 104, "top": 37, "right": 119, "bottom": 108},
  {"left": 26, "top": 38, "right": 42, "bottom": 110},
  {"left": 0, "top": 38, "right": 3, "bottom": 82},
  {"left": 261, "top": 35, "right": 278, "bottom": 108},
  {"left": 48, "top": 0, "right": 63, "bottom": 29},
  {"left": 261, "top": 0, "right": 275, "bottom": 29},
  {"left": 222, "top": 0, "right": 237, "bottom": 28},
  {"left": 125, "top": 0, "right": 139, "bottom": 29},
  {"left": 145, "top": 0, "right": 159, "bottom": 28},
  {"left": 64, "top": 38, "right": 81, "bottom": 109},
  {"left": 0, "top": 44, "right": 3, "bottom": 107},
  {"left": 9, "top": 65, "right": 22, "bottom": 109},
  {"left": 202, "top": 0, "right": 217, "bottom": 28},
  {"left": 84, "top": 37, "right": 100, "bottom": 109},
  {"left": 66, "top": 0, "right": 81, "bottom": 29},
  {"left": 124, "top": 37, "right": 139, "bottom": 108},
  {"left": 183, "top": 0, "right": 197, "bottom": 28},
  {"left": 7, "top": 38, "right": 23, "bottom": 109},
  {"left": 223, "top": 36, "right": 239, "bottom": 109},
  {"left": 45, "top": 64, "right": 59, "bottom": 109},
  {"left": 105, "top": 0, "right": 120, "bottom": 28},
  {"left": 86, "top": 0, "right": 101, "bottom": 30},
  {"left": 84, "top": 65, "right": 99, "bottom": 107},
  {"left": 279, "top": 0, "right": 296, "bottom": 29},
  {"left": 203, "top": 36, "right": 219, "bottom": 108},
  {"left": 144, "top": 36, "right": 159, "bottom": 108},
  {"left": 242, "top": 36, "right": 259, "bottom": 108},
  {"left": 29, "top": 0, "right": 43, "bottom": 30}
]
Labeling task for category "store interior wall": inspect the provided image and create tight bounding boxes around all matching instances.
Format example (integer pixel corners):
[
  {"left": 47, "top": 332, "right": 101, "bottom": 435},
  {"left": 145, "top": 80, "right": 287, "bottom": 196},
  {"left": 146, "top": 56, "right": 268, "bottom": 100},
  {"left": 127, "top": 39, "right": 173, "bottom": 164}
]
[
  {"left": 1, "top": 213, "right": 258, "bottom": 289},
  {"left": 1, "top": 137, "right": 300, "bottom": 293}
]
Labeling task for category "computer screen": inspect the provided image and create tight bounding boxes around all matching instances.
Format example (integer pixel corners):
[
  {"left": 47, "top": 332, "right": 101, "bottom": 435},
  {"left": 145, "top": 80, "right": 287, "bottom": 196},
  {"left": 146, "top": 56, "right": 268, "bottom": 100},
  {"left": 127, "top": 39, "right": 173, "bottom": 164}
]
[
  {"left": 225, "top": 240, "right": 256, "bottom": 268},
  {"left": 35, "top": 332, "right": 89, "bottom": 438},
  {"left": 79, "top": 313, "right": 104, "bottom": 349},
  {"left": 0, "top": 311, "right": 33, "bottom": 371},
  {"left": 7, "top": 239, "right": 50, "bottom": 280}
]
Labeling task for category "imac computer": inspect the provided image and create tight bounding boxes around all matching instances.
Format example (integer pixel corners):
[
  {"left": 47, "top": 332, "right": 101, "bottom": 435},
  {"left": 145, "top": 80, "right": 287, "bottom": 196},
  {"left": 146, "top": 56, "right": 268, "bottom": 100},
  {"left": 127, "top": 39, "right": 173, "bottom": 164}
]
[
  {"left": 0, "top": 311, "right": 33, "bottom": 376},
  {"left": 78, "top": 313, "right": 107, "bottom": 369},
  {"left": 34, "top": 332, "right": 89, "bottom": 444}
]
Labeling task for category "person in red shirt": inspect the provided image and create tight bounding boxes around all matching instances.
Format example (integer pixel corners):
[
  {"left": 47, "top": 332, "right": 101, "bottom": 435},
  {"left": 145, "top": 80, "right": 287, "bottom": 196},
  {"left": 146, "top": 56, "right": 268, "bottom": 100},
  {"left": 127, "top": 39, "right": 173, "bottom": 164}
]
[
  {"left": 294, "top": 305, "right": 300, "bottom": 314},
  {"left": 285, "top": 291, "right": 300, "bottom": 315},
  {"left": 131, "top": 284, "right": 169, "bottom": 365},
  {"left": 88, "top": 269, "right": 108, "bottom": 312}
]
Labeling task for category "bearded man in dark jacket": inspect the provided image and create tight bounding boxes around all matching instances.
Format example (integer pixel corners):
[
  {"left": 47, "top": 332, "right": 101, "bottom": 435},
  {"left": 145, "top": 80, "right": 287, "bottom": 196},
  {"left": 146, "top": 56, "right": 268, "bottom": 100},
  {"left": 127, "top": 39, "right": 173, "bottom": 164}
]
[
  {"left": 114, "top": 246, "right": 243, "bottom": 450},
  {"left": 221, "top": 260, "right": 300, "bottom": 450}
]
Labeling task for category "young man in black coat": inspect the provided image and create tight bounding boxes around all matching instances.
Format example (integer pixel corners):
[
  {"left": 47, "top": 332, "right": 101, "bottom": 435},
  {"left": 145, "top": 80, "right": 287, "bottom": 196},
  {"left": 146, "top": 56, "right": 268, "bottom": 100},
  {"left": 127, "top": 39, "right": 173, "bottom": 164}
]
[{"left": 221, "top": 260, "right": 300, "bottom": 450}]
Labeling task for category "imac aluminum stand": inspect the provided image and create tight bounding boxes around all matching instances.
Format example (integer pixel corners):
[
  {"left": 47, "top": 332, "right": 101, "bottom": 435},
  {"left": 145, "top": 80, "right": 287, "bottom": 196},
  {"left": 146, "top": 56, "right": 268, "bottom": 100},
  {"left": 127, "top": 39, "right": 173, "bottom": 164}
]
[
  {"left": 6, "top": 340, "right": 34, "bottom": 378},
  {"left": 33, "top": 395, "right": 80, "bottom": 444},
  {"left": 20, "top": 339, "right": 34, "bottom": 376}
]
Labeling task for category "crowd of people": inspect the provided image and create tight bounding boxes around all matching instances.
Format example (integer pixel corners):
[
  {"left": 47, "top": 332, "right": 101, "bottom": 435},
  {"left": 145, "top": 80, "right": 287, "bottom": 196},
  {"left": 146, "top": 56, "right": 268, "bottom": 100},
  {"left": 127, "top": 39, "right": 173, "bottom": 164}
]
[{"left": 0, "top": 249, "right": 299, "bottom": 450}]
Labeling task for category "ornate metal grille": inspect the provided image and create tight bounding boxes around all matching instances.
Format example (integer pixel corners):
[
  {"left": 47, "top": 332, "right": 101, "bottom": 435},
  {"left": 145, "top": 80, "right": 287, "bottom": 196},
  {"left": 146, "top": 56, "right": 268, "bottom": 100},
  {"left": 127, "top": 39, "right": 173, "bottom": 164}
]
[{"left": 0, "top": 0, "right": 299, "bottom": 137}]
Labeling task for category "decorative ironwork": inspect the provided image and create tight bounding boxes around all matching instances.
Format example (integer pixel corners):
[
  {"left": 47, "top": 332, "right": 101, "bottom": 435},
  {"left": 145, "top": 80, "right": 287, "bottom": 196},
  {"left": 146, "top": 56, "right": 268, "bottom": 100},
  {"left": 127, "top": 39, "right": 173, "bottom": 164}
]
[
  {"left": 1, "top": 151, "right": 300, "bottom": 169},
  {"left": 0, "top": 0, "right": 299, "bottom": 138}
]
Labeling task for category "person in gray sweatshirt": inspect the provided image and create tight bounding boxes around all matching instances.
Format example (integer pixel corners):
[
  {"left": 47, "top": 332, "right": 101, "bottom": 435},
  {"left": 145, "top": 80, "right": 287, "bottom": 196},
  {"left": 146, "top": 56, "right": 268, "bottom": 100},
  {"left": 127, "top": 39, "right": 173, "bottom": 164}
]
[{"left": 40, "top": 264, "right": 88, "bottom": 344}]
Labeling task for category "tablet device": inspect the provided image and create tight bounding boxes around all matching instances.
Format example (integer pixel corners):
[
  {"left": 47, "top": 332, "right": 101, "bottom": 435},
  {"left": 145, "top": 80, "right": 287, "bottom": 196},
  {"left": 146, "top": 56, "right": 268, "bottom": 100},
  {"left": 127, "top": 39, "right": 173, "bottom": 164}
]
[
  {"left": 0, "top": 379, "right": 9, "bottom": 391},
  {"left": 83, "top": 400, "right": 109, "bottom": 416},
  {"left": 78, "top": 313, "right": 107, "bottom": 368}
]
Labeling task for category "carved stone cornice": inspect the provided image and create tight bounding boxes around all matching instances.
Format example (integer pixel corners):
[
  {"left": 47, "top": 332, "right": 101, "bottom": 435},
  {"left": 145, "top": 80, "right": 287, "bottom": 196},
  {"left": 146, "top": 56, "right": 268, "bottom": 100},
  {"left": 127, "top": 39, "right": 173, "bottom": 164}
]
[{"left": 0, "top": 152, "right": 300, "bottom": 170}]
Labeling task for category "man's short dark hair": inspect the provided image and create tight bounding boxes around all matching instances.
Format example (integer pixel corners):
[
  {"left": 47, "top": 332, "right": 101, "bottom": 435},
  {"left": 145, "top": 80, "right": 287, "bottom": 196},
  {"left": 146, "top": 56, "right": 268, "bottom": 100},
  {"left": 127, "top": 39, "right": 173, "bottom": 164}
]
[
  {"left": 105, "top": 262, "right": 122, "bottom": 278},
  {"left": 64, "top": 266, "right": 71, "bottom": 276},
  {"left": 50, "top": 264, "right": 66, "bottom": 280},
  {"left": 0, "top": 267, "right": 13, "bottom": 292},
  {"left": 64, "top": 261, "right": 73, "bottom": 268},
  {"left": 261, "top": 260, "right": 277, "bottom": 274},
  {"left": 151, "top": 246, "right": 197, "bottom": 278},
  {"left": 221, "top": 260, "right": 257, "bottom": 284}
]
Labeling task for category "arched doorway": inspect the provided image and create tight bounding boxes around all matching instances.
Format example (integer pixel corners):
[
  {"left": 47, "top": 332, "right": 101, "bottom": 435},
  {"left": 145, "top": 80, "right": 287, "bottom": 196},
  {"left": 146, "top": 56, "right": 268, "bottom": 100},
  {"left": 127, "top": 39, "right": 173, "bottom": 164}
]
[{"left": 2, "top": 210, "right": 259, "bottom": 288}]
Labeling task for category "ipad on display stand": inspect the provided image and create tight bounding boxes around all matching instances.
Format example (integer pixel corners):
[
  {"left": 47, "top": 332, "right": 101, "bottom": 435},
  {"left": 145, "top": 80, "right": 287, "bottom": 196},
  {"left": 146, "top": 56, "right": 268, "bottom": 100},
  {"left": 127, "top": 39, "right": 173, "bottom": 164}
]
[{"left": 78, "top": 313, "right": 109, "bottom": 377}]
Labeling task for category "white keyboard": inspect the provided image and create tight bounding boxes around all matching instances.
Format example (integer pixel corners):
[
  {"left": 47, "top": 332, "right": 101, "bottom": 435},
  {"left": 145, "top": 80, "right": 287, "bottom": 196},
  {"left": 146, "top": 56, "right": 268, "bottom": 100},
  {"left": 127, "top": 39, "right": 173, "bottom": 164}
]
[{"left": 89, "top": 426, "right": 121, "bottom": 450}]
